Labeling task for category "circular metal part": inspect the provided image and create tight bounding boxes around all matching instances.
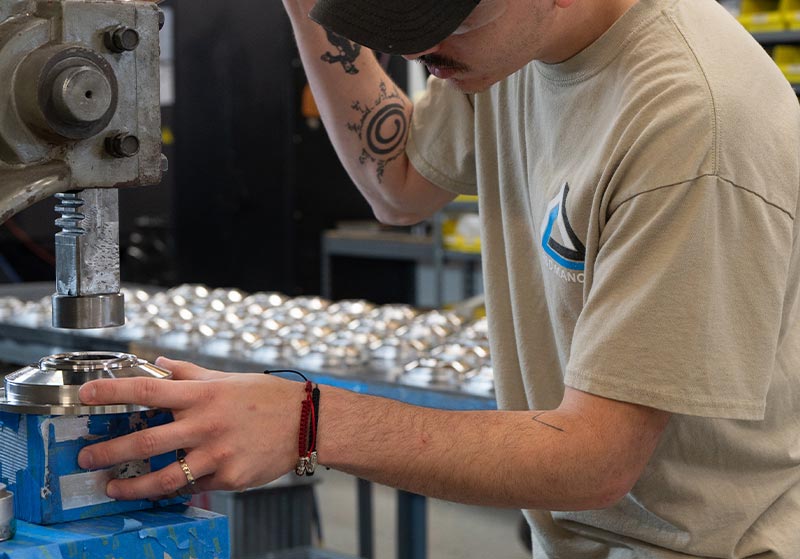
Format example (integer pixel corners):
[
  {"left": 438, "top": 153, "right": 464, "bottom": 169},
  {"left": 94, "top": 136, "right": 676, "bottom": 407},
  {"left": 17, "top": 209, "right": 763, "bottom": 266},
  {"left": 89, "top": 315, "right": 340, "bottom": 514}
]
[
  {"left": 52, "top": 292, "right": 125, "bottom": 329},
  {"left": 51, "top": 65, "right": 113, "bottom": 124},
  {"left": 0, "top": 351, "right": 172, "bottom": 415},
  {"left": 104, "top": 26, "right": 140, "bottom": 53},
  {"left": 0, "top": 484, "right": 14, "bottom": 542},
  {"left": 15, "top": 45, "right": 119, "bottom": 141},
  {"left": 105, "top": 132, "right": 140, "bottom": 158}
]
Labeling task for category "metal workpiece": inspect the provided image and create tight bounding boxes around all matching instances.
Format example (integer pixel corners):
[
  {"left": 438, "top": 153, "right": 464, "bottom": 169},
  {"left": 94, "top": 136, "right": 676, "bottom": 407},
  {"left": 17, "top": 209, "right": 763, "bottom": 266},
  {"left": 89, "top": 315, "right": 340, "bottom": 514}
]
[
  {"left": 0, "top": 0, "right": 163, "bottom": 215},
  {"left": 0, "top": 484, "right": 14, "bottom": 543},
  {"left": 0, "top": 351, "right": 172, "bottom": 415},
  {"left": 0, "top": 284, "right": 496, "bottom": 394}
]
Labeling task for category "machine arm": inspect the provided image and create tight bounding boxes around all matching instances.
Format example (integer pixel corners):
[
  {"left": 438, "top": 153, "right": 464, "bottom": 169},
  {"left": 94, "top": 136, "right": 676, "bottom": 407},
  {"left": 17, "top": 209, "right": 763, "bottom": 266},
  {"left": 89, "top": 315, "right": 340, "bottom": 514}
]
[{"left": 0, "top": 0, "right": 165, "bottom": 329}]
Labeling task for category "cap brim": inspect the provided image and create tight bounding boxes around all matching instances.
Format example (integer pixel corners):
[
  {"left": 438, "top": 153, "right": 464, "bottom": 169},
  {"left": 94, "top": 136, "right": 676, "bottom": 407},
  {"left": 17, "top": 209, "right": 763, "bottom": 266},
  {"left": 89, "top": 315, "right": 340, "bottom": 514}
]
[{"left": 309, "top": 0, "right": 478, "bottom": 55}]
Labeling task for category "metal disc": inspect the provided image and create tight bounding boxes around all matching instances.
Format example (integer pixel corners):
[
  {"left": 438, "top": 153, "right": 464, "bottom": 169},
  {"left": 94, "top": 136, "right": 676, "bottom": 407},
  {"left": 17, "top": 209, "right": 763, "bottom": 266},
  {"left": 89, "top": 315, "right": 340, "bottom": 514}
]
[{"left": 0, "top": 351, "right": 171, "bottom": 416}]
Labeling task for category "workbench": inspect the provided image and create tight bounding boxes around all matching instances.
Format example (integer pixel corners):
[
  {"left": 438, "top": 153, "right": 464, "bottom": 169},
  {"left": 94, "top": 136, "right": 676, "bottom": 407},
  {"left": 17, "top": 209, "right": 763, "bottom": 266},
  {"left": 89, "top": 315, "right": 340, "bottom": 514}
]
[{"left": 0, "top": 282, "right": 497, "bottom": 559}]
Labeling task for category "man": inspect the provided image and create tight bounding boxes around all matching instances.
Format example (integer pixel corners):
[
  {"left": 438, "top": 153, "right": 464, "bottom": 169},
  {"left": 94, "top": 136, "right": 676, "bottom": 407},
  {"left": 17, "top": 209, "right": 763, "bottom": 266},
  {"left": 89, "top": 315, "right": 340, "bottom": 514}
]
[{"left": 77, "top": 0, "right": 800, "bottom": 556}]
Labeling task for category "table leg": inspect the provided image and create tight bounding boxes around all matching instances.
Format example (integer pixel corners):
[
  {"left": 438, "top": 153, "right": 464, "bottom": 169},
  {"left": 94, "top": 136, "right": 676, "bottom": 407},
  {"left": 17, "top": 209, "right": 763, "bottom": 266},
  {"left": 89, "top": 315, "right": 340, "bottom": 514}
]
[{"left": 397, "top": 490, "right": 427, "bottom": 559}]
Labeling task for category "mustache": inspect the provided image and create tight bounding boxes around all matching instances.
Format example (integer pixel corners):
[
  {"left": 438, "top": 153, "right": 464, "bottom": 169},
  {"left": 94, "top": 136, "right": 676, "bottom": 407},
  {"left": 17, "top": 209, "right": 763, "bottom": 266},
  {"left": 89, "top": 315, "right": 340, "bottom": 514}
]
[{"left": 417, "top": 54, "right": 469, "bottom": 72}]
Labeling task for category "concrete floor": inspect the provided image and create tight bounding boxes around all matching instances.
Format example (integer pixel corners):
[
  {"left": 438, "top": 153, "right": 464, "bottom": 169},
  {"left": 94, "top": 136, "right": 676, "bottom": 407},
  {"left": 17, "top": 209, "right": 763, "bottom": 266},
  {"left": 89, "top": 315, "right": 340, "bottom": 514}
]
[{"left": 314, "top": 469, "right": 531, "bottom": 559}]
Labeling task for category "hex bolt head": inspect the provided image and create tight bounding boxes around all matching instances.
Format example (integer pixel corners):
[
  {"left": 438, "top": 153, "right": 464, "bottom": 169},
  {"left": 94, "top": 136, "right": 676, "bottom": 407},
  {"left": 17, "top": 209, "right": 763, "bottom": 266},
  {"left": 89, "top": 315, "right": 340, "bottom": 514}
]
[
  {"left": 104, "top": 26, "right": 140, "bottom": 53},
  {"left": 51, "top": 65, "right": 113, "bottom": 124},
  {"left": 105, "top": 133, "right": 140, "bottom": 158}
]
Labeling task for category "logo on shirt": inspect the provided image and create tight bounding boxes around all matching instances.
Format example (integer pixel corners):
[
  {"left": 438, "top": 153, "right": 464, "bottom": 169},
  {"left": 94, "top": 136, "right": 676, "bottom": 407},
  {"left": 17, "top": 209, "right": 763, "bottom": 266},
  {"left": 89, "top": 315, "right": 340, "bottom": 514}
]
[{"left": 540, "top": 182, "right": 586, "bottom": 283}]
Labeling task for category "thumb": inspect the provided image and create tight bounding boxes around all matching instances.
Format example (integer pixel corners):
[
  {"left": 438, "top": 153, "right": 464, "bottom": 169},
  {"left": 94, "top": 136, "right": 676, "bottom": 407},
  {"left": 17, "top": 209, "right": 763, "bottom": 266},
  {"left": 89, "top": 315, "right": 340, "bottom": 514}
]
[{"left": 155, "top": 357, "right": 225, "bottom": 381}]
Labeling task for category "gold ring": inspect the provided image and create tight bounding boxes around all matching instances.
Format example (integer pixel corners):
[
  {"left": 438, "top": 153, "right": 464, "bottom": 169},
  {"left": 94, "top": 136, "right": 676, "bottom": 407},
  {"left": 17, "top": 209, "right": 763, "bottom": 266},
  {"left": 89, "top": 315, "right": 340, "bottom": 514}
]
[{"left": 178, "top": 457, "right": 196, "bottom": 486}]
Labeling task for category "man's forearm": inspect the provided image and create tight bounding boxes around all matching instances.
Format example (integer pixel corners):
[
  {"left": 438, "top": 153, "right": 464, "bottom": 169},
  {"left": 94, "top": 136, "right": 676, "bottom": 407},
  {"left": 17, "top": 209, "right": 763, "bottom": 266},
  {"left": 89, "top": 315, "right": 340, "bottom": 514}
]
[
  {"left": 317, "top": 385, "right": 668, "bottom": 510},
  {"left": 282, "top": 0, "right": 443, "bottom": 223}
]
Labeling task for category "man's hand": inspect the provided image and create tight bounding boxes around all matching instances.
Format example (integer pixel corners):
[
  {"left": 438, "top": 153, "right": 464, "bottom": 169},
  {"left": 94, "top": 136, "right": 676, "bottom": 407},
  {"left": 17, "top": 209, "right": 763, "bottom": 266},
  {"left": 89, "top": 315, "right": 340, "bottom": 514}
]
[{"left": 77, "top": 358, "right": 302, "bottom": 500}]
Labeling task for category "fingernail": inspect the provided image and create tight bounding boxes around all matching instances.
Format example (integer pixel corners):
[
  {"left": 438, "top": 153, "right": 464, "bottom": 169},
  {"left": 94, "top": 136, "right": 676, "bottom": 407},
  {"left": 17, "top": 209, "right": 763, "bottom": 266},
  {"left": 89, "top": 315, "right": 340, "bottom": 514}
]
[
  {"left": 79, "top": 384, "right": 96, "bottom": 403},
  {"left": 106, "top": 482, "right": 120, "bottom": 500},
  {"left": 78, "top": 451, "right": 93, "bottom": 470}
]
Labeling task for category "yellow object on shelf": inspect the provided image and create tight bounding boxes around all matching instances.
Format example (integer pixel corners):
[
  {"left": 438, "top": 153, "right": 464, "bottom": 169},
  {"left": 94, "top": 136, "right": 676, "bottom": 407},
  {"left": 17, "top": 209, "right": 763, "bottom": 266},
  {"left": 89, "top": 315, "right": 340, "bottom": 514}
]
[
  {"left": 774, "top": 45, "right": 800, "bottom": 82},
  {"left": 454, "top": 194, "right": 478, "bottom": 203},
  {"left": 442, "top": 213, "right": 481, "bottom": 253},
  {"left": 738, "top": 0, "right": 785, "bottom": 32},
  {"left": 444, "top": 234, "right": 482, "bottom": 253},
  {"left": 781, "top": 0, "right": 800, "bottom": 29}
]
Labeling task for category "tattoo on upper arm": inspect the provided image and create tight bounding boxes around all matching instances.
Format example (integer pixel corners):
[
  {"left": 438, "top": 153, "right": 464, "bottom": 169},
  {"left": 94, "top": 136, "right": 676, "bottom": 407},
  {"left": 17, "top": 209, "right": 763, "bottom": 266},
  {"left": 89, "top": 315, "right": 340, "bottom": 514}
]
[
  {"left": 321, "top": 30, "right": 362, "bottom": 74},
  {"left": 347, "top": 82, "right": 408, "bottom": 182},
  {"left": 532, "top": 413, "right": 565, "bottom": 432}
]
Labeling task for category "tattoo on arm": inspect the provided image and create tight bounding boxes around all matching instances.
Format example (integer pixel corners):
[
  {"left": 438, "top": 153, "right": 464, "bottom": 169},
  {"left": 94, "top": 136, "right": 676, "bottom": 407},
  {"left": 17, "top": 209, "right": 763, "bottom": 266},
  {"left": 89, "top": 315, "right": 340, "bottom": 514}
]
[
  {"left": 321, "top": 30, "right": 362, "bottom": 74},
  {"left": 347, "top": 82, "right": 408, "bottom": 182},
  {"left": 532, "top": 413, "right": 565, "bottom": 433}
]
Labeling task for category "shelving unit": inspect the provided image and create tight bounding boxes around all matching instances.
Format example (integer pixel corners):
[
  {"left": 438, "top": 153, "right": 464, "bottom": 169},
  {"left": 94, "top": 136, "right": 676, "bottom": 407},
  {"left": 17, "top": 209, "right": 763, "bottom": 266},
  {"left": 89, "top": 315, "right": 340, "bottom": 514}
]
[
  {"left": 751, "top": 31, "right": 800, "bottom": 94},
  {"left": 752, "top": 30, "right": 800, "bottom": 44},
  {"left": 321, "top": 199, "right": 482, "bottom": 308},
  {"left": 431, "top": 198, "right": 481, "bottom": 308}
]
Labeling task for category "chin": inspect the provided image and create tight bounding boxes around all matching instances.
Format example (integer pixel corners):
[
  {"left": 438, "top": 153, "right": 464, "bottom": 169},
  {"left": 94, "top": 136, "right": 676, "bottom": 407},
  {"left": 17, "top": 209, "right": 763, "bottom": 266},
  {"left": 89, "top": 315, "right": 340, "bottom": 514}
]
[{"left": 442, "top": 76, "right": 495, "bottom": 94}]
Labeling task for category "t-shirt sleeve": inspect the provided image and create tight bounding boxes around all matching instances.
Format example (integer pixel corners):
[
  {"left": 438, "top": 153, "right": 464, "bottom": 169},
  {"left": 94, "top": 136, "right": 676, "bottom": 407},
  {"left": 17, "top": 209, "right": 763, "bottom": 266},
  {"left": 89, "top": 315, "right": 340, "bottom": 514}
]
[
  {"left": 565, "top": 175, "right": 794, "bottom": 420},
  {"left": 406, "top": 76, "right": 478, "bottom": 195}
]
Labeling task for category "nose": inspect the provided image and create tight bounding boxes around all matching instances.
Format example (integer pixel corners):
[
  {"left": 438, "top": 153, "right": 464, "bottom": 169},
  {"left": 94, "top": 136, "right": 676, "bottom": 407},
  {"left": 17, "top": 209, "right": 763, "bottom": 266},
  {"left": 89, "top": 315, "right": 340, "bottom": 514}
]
[{"left": 402, "top": 43, "right": 441, "bottom": 61}]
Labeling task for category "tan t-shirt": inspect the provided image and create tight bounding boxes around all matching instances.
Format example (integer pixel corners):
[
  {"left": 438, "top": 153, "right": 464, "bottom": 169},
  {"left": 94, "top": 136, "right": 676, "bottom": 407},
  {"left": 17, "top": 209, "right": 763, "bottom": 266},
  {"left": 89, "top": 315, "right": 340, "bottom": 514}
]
[{"left": 407, "top": 0, "right": 800, "bottom": 556}]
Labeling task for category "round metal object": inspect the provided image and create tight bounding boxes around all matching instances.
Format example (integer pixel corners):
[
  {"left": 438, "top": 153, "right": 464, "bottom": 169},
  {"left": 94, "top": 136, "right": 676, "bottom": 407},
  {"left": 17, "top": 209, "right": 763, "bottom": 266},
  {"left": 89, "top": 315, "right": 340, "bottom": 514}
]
[
  {"left": 16, "top": 45, "right": 119, "bottom": 141},
  {"left": 105, "top": 132, "right": 140, "bottom": 158},
  {"left": 52, "top": 292, "right": 125, "bottom": 329},
  {"left": 0, "top": 351, "right": 172, "bottom": 415},
  {"left": 104, "top": 26, "right": 140, "bottom": 53},
  {"left": 0, "top": 484, "right": 14, "bottom": 542},
  {"left": 51, "top": 65, "right": 113, "bottom": 124}
]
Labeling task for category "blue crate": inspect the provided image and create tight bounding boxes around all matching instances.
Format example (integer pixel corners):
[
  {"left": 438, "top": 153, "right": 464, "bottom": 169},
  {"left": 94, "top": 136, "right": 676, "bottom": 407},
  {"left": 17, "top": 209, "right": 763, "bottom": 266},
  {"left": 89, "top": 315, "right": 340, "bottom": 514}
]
[
  {"left": 0, "top": 410, "right": 185, "bottom": 524},
  {"left": 0, "top": 504, "right": 229, "bottom": 559}
]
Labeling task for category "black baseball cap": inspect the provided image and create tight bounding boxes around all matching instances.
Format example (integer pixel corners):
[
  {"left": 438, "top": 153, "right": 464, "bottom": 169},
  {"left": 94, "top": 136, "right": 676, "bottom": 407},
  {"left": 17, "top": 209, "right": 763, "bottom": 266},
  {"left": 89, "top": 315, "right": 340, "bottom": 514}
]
[{"left": 309, "top": 0, "right": 481, "bottom": 55}]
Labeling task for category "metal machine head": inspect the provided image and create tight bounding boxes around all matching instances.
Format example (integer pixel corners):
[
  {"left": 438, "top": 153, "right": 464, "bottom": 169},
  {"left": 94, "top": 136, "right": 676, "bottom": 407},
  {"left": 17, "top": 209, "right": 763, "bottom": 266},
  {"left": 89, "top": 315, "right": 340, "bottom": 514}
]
[{"left": 0, "top": 0, "right": 165, "bottom": 328}]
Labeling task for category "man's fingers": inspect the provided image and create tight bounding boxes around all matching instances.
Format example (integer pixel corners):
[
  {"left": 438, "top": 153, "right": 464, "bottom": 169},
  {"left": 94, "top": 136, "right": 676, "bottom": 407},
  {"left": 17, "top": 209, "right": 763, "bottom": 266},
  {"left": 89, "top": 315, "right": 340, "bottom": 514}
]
[
  {"left": 78, "top": 422, "right": 202, "bottom": 470},
  {"left": 106, "top": 451, "right": 214, "bottom": 501},
  {"left": 79, "top": 376, "right": 209, "bottom": 408},
  {"left": 155, "top": 357, "right": 228, "bottom": 381}
]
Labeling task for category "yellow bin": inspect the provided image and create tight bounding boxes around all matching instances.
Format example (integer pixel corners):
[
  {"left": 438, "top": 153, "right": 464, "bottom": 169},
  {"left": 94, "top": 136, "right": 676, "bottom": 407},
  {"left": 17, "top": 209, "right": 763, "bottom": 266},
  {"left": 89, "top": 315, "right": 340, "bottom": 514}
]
[
  {"left": 781, "top": 0, "right": 800, "bottom": 29},
  {"left": 773, "top": 45, "right": 800, "bottom": 83},
  {"left": 738, "top": 0, "right": 785, "bottom": 32}
]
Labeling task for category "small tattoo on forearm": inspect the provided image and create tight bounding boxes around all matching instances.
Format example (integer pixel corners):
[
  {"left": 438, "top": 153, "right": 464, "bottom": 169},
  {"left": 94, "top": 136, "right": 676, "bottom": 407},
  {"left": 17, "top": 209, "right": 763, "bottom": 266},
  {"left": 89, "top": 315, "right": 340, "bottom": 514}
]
[
  {"left": 321, "top": 30, "right": 362, "bottom": 74},
  {"left": 347, "top": 82, "right": 408, "bottom": 182},
  {"left": 532, "top": 413, "right": 565, "bottom": 432}
]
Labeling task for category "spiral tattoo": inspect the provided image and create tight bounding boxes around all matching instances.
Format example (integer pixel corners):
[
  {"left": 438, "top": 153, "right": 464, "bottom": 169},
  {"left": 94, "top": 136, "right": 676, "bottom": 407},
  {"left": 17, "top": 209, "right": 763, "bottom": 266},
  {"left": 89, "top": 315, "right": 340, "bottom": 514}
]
[{"left": 347, "top": 82, "right": 408, "bottom": 182}]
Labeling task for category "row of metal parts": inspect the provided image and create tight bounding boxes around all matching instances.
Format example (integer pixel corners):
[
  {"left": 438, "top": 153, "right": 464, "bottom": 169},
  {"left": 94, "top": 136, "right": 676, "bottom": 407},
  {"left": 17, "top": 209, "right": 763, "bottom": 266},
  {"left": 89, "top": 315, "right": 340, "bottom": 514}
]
[{"left": 0, "top": 285, "right": 494, "bottom": 394}]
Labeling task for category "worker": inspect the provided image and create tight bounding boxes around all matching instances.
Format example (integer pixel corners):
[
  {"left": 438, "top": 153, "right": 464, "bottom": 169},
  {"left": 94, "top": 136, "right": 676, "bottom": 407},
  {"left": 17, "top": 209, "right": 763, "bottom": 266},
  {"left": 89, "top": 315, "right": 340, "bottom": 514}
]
[{"left": 77, "top": 0, "right": 800, "bottom": 556}]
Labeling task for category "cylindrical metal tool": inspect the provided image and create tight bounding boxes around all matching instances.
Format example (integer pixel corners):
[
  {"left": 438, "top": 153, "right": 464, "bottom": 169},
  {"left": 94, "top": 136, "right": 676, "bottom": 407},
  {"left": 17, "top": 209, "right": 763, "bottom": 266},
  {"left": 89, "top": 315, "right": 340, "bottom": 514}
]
[{"left": 52, "top": 189, "right": 124, "bottom": 329}]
